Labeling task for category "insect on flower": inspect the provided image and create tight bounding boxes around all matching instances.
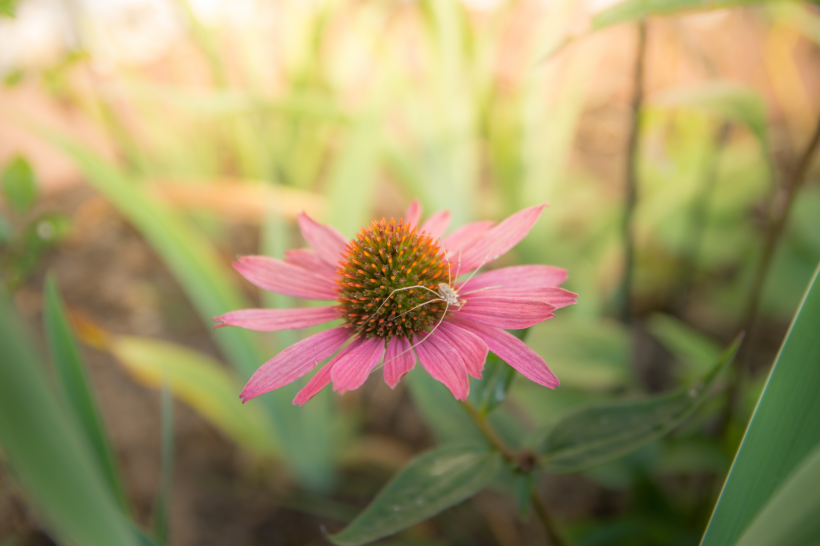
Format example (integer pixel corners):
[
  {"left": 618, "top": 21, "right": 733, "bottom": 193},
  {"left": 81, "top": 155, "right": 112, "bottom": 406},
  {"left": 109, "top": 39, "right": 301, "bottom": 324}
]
[{"left": 213, "top": 200, "right": 577, "bottom": 405}]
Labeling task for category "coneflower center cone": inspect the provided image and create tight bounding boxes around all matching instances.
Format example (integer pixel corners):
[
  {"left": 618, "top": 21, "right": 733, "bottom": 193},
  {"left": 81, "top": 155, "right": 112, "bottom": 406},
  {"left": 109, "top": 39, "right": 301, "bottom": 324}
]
[{"left": 336, "top": 218, "right": 450, "bottom": 340}]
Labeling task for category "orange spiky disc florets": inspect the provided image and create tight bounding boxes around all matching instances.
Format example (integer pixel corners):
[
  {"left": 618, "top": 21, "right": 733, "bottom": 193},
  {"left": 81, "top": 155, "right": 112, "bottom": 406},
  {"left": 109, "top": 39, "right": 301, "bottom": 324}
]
[{"left": 335, "top": 218, "right": 449, "bottom": 340}]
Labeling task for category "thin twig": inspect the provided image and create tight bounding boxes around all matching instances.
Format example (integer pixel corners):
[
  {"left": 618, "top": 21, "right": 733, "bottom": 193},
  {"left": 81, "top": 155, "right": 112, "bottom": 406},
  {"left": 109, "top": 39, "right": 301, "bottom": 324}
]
[
  {"left": 618, "top": 19, "right": 648, "bottom": 323},
  {"left": 724, "top": 113, "right": 820, "bottom": 429},
  {"left": 531, "top": 489, "right": 566, "bottom": 546}
]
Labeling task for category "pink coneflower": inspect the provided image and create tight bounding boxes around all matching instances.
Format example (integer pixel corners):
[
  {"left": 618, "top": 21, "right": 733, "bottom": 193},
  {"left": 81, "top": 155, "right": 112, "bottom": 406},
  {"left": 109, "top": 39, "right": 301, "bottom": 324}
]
[{"left": 214, "top": 201, "right": 577, "bottom": 405}]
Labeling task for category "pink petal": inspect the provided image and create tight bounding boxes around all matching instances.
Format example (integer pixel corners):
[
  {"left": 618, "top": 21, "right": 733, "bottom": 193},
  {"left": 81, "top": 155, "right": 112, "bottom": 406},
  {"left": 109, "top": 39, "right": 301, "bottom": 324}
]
[
  {"left": 404, "top": 199, "right": 422, "bottom": 227},
  {"left": 438, "top": 321, "right": 488, "bottom": 379},
  {"left": 414, "top": 331, "right": 470, "bottom": 401},
  {"left": 456, "top": 204, "right": 548, "bottom": 274},
  {"left": 234, "top": 256, "right": 338, "bottom": 300},
  {"left": 297, "top": 212, "right": 348, "bottom": 268},
  {"left": 451, "top": 317, "right": 559, "bottom": 389},
  {"left": 330, "top": 337, "right": 385, "bottom": 394},
  {"left": 383, "top": 336, "right": 416, "bottom": 388},
  {"left": 213, "top": 306, "right": 340, "bottom": 331},
  {"left": 293, "top": 362, "right": 334, "bottom": 406},
  {"left": 293, "top": 341, "right": 358, "bottom": 406},
  {"left": 463, "top": 265, "right": 568, "bottom": 292},
  {"left": 420, "top": 210, "right": 451, "bottom": 238},
  {"left": 285, "top": 248, "right": 337, "bottom": 277},
  {"left": 465, "top": 287, "right": 577, "bottom": 310},
  {"left": 454, "top": 297, "right": 556, "bottom": 329},
  {"left": 442, "top": 220, "right": 493, "bottom": 273},
  {"left": 240, "top": 327, "right": 350, "bottom": 402}
]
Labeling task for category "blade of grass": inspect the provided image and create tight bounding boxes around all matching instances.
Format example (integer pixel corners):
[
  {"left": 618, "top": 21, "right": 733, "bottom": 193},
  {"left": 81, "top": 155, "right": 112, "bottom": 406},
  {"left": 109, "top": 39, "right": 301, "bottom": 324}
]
[
  {"left": 152, "top": 376, "right": 173, "bottom": 544},
  {"left": 701, "top": 260, "right": 820, "bottom": 545},
  {"left": 0, "top": 294, "right": 139, "bottom": 546},
  {"left": 42, "top": 273, "right": 130, "bottom": 513}
]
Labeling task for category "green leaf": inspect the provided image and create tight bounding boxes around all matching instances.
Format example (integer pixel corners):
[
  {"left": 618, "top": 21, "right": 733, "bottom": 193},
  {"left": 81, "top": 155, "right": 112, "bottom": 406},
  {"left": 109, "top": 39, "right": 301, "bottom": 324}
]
[
  {"left": 653, "top": 82, "right": 769, "bottom": 148},
  {"left": 535, "top": 336, "right": 742, "bottom": 473},
  {"left": 592, "top": 0, "right": 791, "bottom": 31},
  {"left": 469, "top": 353, "right": 515, "bottom": 415},
  {"left": 0, "top": 294, "right": 139, "bottom": 546},
  {"left": 512, "top": 472, "right": 534, "bottom": 520},
  {"left": 734, "top": 445, "right": 820, "bottom": 546},
  {"left": 42, "top": 130, "right": 331, "bottom": 488},
  {"left": 328, "top": 445, "right": 503, "bottom": 546},
  {"left": 701, "top": 262, "right": 820, "bottom": 546},
  {"left": 42, "top": 274, "right": 129, "bottom": 512},
  {"left": 102, "top": 333, "right": 277, "bottom": 458},
  {"left": 1, "top": 156, "right": 37, "bottom": 212},
  {"left": 152, "top": 377, "right": 173, "bottom": 543}
]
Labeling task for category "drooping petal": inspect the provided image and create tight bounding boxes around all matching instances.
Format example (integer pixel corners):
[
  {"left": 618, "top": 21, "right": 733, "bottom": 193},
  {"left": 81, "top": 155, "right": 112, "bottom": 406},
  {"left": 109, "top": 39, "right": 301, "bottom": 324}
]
[
  {"left": 420, "top": 210, "right": 451, "bottom": 238},
  {"left": 293, "top": 341, "right": 358, "bottom": 406},
  {"left": 456, "top": 204, "right": 548, "bottom": 273},
  {"left": 331, "top": 337, "right": 385, "bottom": 394},
  {"left": 463, "top": 265, "right": 568, "bottom": 292},
  {"left": 415, "top": 332, "right": 470, "bottom": 401},
  {"left": 438, "top": 321, "right": 488, "bottom": 379},
  {"left": 405, "top": 199, "right": 422, "bottom": 227},
  {"left": 465, "top": 287, "right": 577, "bottom": 310},
  {"left": 240, "top": 327, "right": 350, "bottom": 402},
  {"left": 285, "top": 248, "right": 337, "bottom": 277},
  {"left": 383, "top": 336, "right": 416, "bottom": 388},
  {"left": 454, "top": 297, "right": 556, "bottom": 329},
  {"left": 213, "top": 306, "right": 340, "bottom": 331},
  {"left": 451, "top": 317, "right": 559, "bottom": 389},
  {"left": 234, "top": 256, "right": 338, "bottom": 300},
  {"left": 297, "top": 212, "right": 348, "bottom": 268}
]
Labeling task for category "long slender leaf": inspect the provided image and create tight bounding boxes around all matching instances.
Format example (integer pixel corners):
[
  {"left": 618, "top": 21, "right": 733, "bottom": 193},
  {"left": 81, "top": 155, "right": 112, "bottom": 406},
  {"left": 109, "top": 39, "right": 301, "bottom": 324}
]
[
  {"left": 734, "top": 445, "right": 820, "bottom": 546},
  {"left": 86, "top": 328, "right": 278, "bottom": 458},
  {"left": 0, "top": 294, "right": 139, "bottom": 546},
  {"left": 592, "top": 0, "right": 790, "bottom": 30},
  {"left": 43, "top": 130, "right": 331, "bottom": 487},
  {"left": 701, "top": 262, "right": 820, "bottom": 545},
  {"left": 328, "top": 445, "right": 502, "bottom": 546},
  {"left": 536, "top": 336, "right": 742, "bottom": 473},
  {"left": 42, "top": 274, "right": 129, "bottom": 513}
]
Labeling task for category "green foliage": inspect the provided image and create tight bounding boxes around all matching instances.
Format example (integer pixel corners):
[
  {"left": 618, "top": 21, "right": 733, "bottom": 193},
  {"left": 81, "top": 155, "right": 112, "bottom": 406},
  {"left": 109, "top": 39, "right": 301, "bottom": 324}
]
[
  {"left": 102, "top": 333, "right": 277, "bottom": 458},
  {"left": 0, "top": 0, "right": 18, "bottom": 18},
  {"left": 733, "top": 445, "right": 820, "bottom": 546},
  {"left": 1, "top": 155, "right": 37, "bottom": 212},
  {"left": 328, "top": 445, "right": 502, "bottom": 546},
  {"left": 534, "top": 337, "right": 741, "bottom": 473},
  {"left": 43, "top": 274, "right": 129, "bottom": 513},
  {"left": 592, "top": 0, "right": 790, "bottom": 30},
  {"left": 702, "top": 262, "right": 820, "bottom": 545},
  {"left": 44, "top": 132, "right": 330, "bottom": 487},
  {"left": 0, "top": 294, "right": 139, "bottom": 546}
]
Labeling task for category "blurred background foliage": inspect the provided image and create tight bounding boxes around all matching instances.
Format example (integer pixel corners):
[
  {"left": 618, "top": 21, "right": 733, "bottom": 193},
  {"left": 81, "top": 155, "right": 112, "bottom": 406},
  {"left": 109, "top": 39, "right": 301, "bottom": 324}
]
[{"left": 0, "top": 0, "right": 819, "bottom": 544}]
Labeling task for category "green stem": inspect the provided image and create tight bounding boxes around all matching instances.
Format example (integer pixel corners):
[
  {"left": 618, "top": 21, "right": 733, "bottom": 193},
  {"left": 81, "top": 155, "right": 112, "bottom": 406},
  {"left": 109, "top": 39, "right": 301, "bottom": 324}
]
[
  {"left": 617, "top": 19, "right": 647, "bottom": 323},
  {"left": 460, "top": 401, "right": 565, "bottom": 546},
  {"left": 531, "top": 488, "right": 567, "bottom": 546},
  {"left": 723, "top": 113, "right": 820, "bottom": 431}
]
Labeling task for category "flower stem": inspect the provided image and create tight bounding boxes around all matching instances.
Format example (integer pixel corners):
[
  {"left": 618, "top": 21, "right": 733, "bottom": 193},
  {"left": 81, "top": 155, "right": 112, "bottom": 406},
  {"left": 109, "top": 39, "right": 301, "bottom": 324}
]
[
  {"left": 460, "top": 401, "right": 565, "bottom": 546},
  {"left": 617, "top": 19, "right": 648, "bottom": 323},
  {"left": 460, "top": 401, "right": 517, "bottom": 461},
  {"left": 531, "top": 488, "right": 567, "bottom": 546},
  {"left": 722, "top": 113, "right": 820, "bottom": 432}
]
